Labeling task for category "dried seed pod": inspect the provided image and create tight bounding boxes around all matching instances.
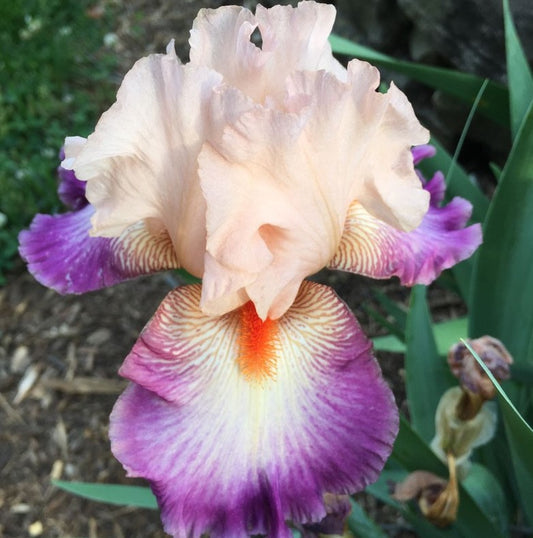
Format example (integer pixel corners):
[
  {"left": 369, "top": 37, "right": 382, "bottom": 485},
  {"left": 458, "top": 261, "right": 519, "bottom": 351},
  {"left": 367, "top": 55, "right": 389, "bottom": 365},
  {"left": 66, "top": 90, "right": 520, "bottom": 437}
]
[
  {"left": 422, "top": 455, "right": 459, "bottom": 527},
  {"left": 448, "top": 336, "right": 513, "bottom": 400}
]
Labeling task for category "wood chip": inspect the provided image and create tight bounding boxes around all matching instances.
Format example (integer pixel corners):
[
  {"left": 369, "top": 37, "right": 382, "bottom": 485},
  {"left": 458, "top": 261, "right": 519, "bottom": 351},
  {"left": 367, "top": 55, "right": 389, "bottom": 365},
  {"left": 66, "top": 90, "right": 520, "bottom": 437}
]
[
  {"left": 89, "top": 517, "right": 98, "bottom": 538},
  {"left": 28, "top": 521, "right": 43, "bottom": 536},
  {"left": 53, "top": 420, "right": 68, "bottom": 458},
  {"left": 86, "top": 328, "right": 111, "bottom": 346},
  {"left": 50, "top": 459, "right": 64, "bottom": 481},
  {"left": 10, "top": 345, "right": 30, "bottom": 373},
  {"left": 13, "top": 364, "right": 41, "bottom": 405},
  {"left": 40, "top": 377, "right": 128, "bottom": 395}
]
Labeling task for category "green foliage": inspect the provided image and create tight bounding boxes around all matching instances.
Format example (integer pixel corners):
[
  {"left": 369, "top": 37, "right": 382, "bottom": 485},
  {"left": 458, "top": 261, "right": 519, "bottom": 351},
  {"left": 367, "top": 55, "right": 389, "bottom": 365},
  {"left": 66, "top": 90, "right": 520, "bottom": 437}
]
[
  {"left": 461, "top": 464, "right": 508, "bottom": 533},
  {"left": 465, "top": 340, "right": 533, "bottom": 526},
  {"left": 503, "top": 0, "right": 533, "bottom": 139},
  {"left": 373, "top": 317, "right": 468, "bottom": 356},
  {"left": 347, "top": 499, "right": 389, "bottom": 538},
  {"left": 52, "top": 480, "right": 158, "bottom": 509},
  {"left": 328, "top": 34, "right": 509, "bottom": 127},
  {"left": 405, "top": 286, "right": 455, "bottom": 442},
  {"left": 0, "top": 0, "right": 117, "bottom": 281},
  {"left": 470, "top": 103, "right": 533, "bottom": 390}
]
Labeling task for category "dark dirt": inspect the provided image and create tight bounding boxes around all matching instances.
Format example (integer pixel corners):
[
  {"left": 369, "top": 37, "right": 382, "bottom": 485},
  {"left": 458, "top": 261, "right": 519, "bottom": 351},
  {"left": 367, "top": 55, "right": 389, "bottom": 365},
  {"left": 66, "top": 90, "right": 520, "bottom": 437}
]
[
  {"left": 0, "top": 1, "right": 470, "bottom": 537},
  {"left": 0, "top": 266, "right": 173, "bottom": 537}
]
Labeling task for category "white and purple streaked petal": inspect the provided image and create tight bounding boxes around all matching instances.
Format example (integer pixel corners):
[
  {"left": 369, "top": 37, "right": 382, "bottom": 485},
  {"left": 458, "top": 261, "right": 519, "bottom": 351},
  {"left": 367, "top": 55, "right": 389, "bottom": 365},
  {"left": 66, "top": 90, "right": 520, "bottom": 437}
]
[
  {"left": 329, "top": 172, "right": 482, "bottom": 285},
  {"left": 111, "top": 281, "right": 398, "bottom": 538},
  {"left": 18, "top": 205, "right": 178, "bottom": 294}
]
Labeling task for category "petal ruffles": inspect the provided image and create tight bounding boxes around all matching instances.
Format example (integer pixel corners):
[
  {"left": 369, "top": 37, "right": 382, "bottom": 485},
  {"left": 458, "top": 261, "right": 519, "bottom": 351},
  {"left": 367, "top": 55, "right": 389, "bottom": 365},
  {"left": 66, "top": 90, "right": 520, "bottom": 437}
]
[
  {"left": 66, "top": 44, "right": 224, "bottom": 278},
  {"left": 19, "top": 206, "right": 178, "bottom": 293},
  {"left": 200, "top": 62, "right": 429, "bottom": 320},
  {"left": 189, "top": 2, "right": 346, "bottom": 104},
  {"left": 111, "top": 281, "right": 398, "bottom": 538},
  {"left": 329, "top": 171, "right": 482, "bottom": 284}
]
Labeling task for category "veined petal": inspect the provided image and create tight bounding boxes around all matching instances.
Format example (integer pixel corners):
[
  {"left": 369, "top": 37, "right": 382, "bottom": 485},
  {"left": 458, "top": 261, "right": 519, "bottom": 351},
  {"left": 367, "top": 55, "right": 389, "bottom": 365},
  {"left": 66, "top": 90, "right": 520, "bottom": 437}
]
[
  {"left": 200, "top": 65, "right": 428, "bottom": 319},
  {"left": 189, "top": 2, "right": 345, "bottom": 104},
  {"left": 18, "top": 205, "right": 178, "bottom": 293},
  {"left": 329, "top": 172, "right": 482, "bottom": 285},
  {"left": 66, "top": 44, "right": 224, "bottom": 277},
  {"left": 111, "top": 281, "right": 398, "bottom": 538}
]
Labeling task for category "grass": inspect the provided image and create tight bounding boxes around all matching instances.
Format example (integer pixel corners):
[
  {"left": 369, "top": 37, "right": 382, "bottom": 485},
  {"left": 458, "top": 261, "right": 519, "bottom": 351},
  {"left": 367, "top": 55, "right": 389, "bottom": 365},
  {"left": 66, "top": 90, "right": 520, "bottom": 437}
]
[{"left": 0, "top": 0, "right": 118, "bottom": 283}]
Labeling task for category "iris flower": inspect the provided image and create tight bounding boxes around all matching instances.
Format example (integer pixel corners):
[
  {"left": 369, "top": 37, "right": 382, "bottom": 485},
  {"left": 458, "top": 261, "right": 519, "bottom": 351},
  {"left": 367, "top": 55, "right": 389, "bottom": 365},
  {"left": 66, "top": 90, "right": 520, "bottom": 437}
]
[{"left": 19, "top": 2, "right": 481, "bottom": 536}]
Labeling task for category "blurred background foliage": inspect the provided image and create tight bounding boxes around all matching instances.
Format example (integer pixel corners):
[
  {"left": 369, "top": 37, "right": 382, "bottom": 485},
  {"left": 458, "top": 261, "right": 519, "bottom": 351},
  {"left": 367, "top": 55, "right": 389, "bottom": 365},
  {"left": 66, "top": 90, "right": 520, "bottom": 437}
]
[{"left": 0, "top": 0, "right": 118, "bottom": 283}]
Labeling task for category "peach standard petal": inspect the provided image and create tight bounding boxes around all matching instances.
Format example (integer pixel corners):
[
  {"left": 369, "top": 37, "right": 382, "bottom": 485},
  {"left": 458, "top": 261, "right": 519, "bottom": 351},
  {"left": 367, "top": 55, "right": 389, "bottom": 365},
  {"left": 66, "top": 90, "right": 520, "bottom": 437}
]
[
  {"left": 200, "top": 63, "right": 429, "bottom": 319},
  {"left": 60, "top": 2, "right": 430, "bottom": 319},
  {"left": 63, "top": 44, "right": 224, "bottom": 278},
  {"left": 189, "top": 1, "right": 345, "bottom": 104}
]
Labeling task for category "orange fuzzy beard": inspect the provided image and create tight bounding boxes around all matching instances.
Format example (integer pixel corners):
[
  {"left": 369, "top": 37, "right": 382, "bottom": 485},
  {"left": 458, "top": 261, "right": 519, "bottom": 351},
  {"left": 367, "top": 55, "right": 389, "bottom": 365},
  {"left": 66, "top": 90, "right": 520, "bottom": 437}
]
[{"left": 238, "top": 301, "right": 279, "bottom": 383}]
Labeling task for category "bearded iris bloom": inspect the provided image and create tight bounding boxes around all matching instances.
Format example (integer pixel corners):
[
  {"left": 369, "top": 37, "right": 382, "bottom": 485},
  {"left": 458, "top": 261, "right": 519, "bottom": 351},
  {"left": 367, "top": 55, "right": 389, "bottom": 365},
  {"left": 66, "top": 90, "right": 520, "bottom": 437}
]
[{"left": 19, "top": 2, "right": 481, "bottom": 537}]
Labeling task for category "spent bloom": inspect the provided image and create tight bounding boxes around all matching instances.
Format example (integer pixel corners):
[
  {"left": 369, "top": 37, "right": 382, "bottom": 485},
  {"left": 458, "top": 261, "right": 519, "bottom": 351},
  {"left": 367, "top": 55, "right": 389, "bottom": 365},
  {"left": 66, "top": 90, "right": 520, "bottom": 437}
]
[
  {"left": 448, "top": 336, "right": 513, "bottom": 402},
  {"left": 391, "top": 457, "right": 459, "bottom": 528},
  {"left": 430, "top": 386, "right": 497, "bottom": 477},
  {"left": 19, "top": 2, "right": 482, "bottom": 537}
]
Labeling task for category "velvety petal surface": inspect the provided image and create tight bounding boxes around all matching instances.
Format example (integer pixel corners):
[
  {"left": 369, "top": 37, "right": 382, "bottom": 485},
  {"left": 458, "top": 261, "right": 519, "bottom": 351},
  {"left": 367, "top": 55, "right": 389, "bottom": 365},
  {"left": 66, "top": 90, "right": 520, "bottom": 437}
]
[
  {"left": 64, "top": 44, "right": 224, "bottom": 278},
  {"left": 111, "top": 281, "right": 398, "bottom": 538},
  {"left": 199, "top": 62, "right": 429, "bottom": 319},
  {"left": 57, "top": 148, "right": 88, "bottom": 211},
  {"left": 411, "top": 144, "right": 436, "bottom": 165},
  {"left": 189, "top": 2, "right": 346, "bottom": 104},
  {"left": 19, "top": 205, "right": 178, "bottom": 293},
  {"left": 329, "top": 171, "right": 482, "bottom": 285}
]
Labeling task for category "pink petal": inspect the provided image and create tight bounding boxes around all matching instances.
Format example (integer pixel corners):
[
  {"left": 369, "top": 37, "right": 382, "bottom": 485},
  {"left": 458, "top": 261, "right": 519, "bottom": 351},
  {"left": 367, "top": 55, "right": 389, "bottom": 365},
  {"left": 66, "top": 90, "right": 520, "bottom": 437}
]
[
  {"left": 66, "top": 44, "right": 224, "bottom": 278},
  {"left": 189, "top": 2, "right": 345, "bottom": 104},
  {"left": 199, "top": 65, "right": 428, "bottom": 319},
  {"left": 111, "top": 281, "right": 397, "bottom": 538}
]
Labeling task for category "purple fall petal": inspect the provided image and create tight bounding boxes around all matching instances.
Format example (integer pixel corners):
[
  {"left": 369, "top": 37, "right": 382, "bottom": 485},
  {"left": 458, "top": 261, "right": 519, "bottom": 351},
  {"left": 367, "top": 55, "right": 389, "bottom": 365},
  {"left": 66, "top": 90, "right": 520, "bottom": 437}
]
[
  {"left": 412, "top": 144, "right": 436, "bottom": 165},
  {"left": 18, "top": 205, "right": 179, "bottom": 294},
  {"left": 110, "top": 282, "right": 398, "bottom": 538},
  {"left": 57, "top": 147, "right": 88, "bottom": 210},
  {"left": 329, "top": 156, "right": 482, "bottom": 285}
]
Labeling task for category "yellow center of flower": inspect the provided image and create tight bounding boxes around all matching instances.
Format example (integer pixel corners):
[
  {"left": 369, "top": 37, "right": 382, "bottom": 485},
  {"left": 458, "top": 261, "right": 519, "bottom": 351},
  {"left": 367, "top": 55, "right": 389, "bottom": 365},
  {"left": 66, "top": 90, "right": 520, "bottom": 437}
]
[{"left": 238, "top": 301, "right": 279, "bottom": 383}]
